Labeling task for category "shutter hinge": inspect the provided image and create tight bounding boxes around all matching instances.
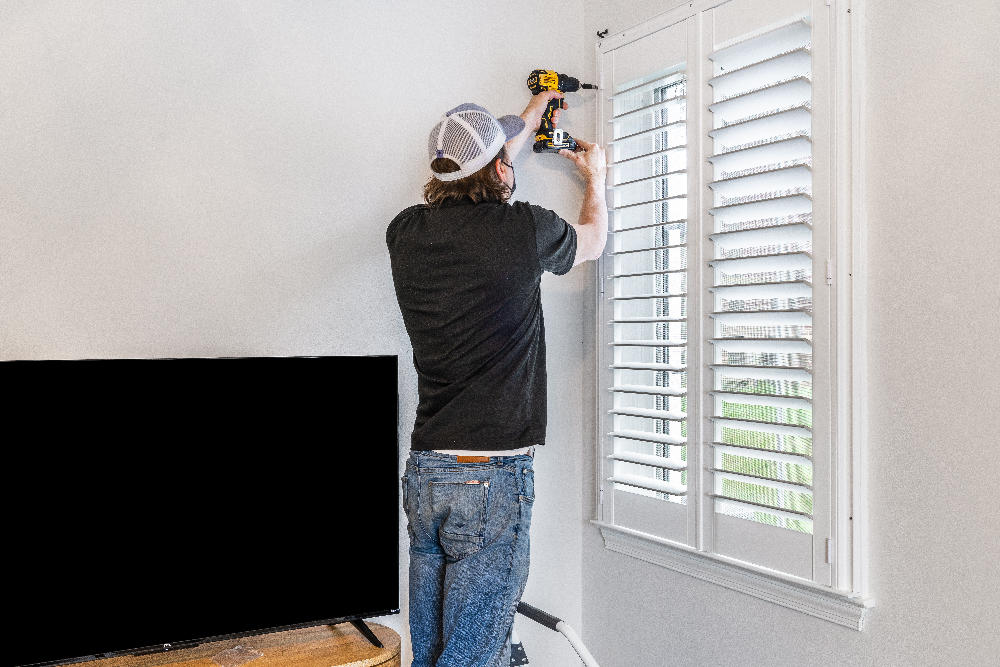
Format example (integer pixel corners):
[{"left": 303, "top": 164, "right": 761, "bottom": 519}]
[
  {"left": 825, "top": 0, "right": 832, "bottom": 6},
  {"left": 599, "top": 487, "right": 605, "bottom": 519},
  {"left": 825, "top": 259, "right": 834, "bottom": 286},
  {"left": 825, "top": 538, "right": 833, "bottom": 563}
]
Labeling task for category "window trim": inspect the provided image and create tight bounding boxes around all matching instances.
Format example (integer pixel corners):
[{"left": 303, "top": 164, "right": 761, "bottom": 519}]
[
  {"left": 591, "top": 0, "right": 872, "bottom": 626},
  {"left": 592, "top": 521, "right": 874, "bottom": 629}
]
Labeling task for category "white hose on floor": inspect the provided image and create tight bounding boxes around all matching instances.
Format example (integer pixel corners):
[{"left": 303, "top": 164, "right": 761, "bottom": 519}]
[{"left": 555, "top": 621, "right": 600, "bottom": 667}]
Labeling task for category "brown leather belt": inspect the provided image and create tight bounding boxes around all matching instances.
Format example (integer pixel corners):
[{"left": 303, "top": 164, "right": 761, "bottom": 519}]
[{"left": 456, "top": 456, "right": 491, "bottom": 463}]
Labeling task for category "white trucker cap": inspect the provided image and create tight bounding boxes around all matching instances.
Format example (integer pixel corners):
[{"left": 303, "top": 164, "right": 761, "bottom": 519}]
[{"left": 428, "top": 103, "right": 525, "bottom": 181}]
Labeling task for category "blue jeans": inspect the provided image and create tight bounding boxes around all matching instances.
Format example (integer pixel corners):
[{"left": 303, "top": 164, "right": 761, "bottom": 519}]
[{"left": 402, "top": 449, "right": 535, "bottom": 667}]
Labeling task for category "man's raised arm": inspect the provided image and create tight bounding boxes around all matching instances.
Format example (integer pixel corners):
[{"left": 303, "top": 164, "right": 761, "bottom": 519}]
[{"left": 559, "top": 139, "right": 608, "bottom": 266}]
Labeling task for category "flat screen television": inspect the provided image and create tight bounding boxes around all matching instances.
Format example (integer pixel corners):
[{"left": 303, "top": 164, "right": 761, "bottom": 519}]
[{"left": 5, "top": 355, "right": 399, "bottom": 667}]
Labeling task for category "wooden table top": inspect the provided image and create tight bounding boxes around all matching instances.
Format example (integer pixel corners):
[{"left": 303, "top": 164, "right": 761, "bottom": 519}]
[{"left": 78, "top": 622, "right": 400, "bottom": 667}]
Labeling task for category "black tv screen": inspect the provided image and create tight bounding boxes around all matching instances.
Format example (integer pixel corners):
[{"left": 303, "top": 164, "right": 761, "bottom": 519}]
[{"left": 5, "top": 355, "right": 399, "bottom": 667}]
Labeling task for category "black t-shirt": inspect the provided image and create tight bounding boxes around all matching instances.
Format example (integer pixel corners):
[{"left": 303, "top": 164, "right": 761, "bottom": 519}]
[{"left": 386, "top": 196, "right": 577, "bottom": 451}]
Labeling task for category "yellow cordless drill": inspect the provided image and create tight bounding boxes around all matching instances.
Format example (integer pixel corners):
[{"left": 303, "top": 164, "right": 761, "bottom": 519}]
[{"left": 527, "top": 69, "right": 598, "bottom": 153}]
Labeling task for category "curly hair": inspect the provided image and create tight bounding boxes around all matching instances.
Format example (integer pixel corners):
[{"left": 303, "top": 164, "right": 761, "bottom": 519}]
[{"left": 422, "top": 147, "right": 511, "bottom": 208}]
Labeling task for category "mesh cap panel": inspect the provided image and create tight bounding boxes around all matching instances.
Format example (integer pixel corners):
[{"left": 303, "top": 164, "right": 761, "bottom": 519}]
[
  {"left": 465, "top": 112, "right": 500, "bottom": 151},
  {"left": 444, "top": 118, "right": 481, "bottom": 164}
]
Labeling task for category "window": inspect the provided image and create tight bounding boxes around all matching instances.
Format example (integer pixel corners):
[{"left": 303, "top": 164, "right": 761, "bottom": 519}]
[{"left": 594, "top": 0, "right": 871, "bottom": 628}]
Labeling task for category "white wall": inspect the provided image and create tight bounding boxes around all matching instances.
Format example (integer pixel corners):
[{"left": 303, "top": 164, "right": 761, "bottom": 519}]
[
  {"left": 578, "top": 0, "right": 1000, "bottom": 665},
  {"left": 0, "top": 2, "right": 589, "bottom": 665}
]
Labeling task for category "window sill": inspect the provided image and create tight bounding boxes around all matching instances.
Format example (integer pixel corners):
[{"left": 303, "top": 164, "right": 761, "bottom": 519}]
[{"left": 593, "top": 521, "right": 875, "bottom": 630}]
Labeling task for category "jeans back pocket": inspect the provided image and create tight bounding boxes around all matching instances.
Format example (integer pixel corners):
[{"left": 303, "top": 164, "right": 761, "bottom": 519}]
[{"left": 429, "top": 480, "right": 490, "bottom": 561}]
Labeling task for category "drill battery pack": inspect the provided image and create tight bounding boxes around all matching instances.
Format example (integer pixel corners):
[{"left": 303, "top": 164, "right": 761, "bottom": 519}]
[{"left": 533, "top": 130, "right": 578, "bottom": 153}]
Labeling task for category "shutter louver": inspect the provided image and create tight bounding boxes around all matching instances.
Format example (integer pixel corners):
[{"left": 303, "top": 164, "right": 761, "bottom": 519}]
[
  {"left": 607, "top": 66, "right": 689, "bottom": 505},
  {"left": 707, "top": 18, "right": 815, "bottom": 535}
]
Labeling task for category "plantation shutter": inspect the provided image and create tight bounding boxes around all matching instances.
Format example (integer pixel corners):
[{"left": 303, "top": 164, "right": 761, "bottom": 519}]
[
  {"left": 705, "top": 13, "right": 816, "bottom": 578},
  {"left": 601, "top": 20, "right": 691, "bottom": 543},
  {"left": 598, "top": 0, "right": 832, "bottom": 584}
]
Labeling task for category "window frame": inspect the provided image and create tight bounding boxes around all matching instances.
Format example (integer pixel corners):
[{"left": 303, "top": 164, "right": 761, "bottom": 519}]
[{"left": 590, "top": 0, "right": 873, "bottom": 629}]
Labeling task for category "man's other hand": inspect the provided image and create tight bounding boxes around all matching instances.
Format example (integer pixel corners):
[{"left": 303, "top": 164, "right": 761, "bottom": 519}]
[{"left": 559, "top": 139, "right": 607, "bottom": 186}]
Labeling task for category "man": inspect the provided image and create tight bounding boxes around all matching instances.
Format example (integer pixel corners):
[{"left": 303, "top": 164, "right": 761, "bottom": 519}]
[{"left": 386, "top": 92, "right": 607, "bottom": 667}]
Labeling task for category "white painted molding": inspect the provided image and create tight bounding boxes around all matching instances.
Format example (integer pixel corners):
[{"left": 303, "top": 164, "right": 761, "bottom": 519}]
[
  {"left": 595, "top": 521, "right": 875, "bottom": 630},
  {"left": 847, "top": 0, "right": 871, "bottom": 604}
]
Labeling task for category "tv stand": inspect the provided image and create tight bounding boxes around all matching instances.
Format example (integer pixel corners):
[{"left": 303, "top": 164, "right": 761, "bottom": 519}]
[
  {"left": 349, "top": 618, "right": 384, "bottom": 648},
  {"left": 86, "top": 621, "right": 400, "bottom": 667}
]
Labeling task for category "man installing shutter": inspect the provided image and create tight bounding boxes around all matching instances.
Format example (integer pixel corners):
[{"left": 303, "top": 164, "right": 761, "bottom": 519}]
[{"left": 387, "top": 92, "right": 606, "bottom": 667}]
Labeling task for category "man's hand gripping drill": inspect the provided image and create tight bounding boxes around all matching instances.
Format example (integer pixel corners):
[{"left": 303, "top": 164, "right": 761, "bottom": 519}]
[{"left": 526, "top": 69, "right": 598, "bottom": 153}]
